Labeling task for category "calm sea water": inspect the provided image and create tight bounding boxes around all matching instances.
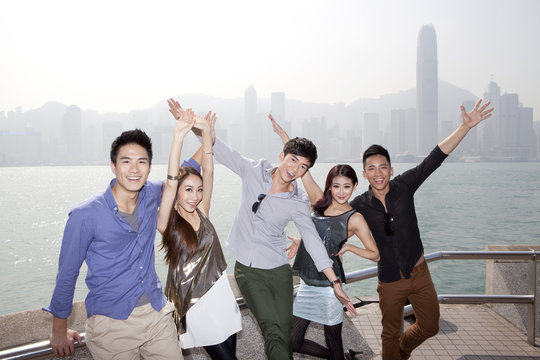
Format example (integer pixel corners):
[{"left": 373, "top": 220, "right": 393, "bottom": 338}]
[{"left": 1, "top": 162, "right": 539, "bottom": 315}]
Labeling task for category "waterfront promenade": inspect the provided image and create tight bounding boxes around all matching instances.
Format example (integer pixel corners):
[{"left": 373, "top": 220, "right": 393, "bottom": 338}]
[
  {"left": 2, "top": 246, "right": 539, "bottom": 359},
  {"left": 350, "top": 297, "right": 540, "bottom": 360},
  {"left": 1, "top": 299, "right": 539, "bottom": 359}
]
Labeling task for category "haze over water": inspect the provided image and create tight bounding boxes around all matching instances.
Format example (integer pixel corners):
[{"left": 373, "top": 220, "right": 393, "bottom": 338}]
[{"left": 1, "top": 162, "right": 539, "bottom": 315}]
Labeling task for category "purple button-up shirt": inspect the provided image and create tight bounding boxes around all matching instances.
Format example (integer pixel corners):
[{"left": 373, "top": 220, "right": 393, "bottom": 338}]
[{"left": 44, "top": 158, "right": 200, "bottom": 320}]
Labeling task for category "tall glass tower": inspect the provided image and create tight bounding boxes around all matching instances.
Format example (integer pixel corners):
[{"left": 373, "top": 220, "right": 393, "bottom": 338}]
[{"left": 416, "top": 24, "right": 438, "bottom": 156}]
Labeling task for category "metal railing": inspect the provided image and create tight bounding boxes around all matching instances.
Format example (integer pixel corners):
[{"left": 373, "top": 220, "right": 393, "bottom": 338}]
[
  {"left": 1, "top": 250, "right": 538, "bottom": 359},
  {"left": 346, "top": 250, "right": 538, "bottom": 345}
]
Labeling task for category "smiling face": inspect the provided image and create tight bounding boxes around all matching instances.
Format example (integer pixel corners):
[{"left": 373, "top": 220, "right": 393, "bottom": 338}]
[
  {"left": 176, "top": 174, "right": 203, "bottom": 213},
  {"left": 330, "top": 175, "right": 357, "bottom": 205},
  {"left": 110, "top": 143, "right": 151, "bottom": 196},
  {"left": 275, "top": 152, "right": 311, "bottom": 184},
  {"left": 363, "top": 154, "right": 393, "bottom": 194}
]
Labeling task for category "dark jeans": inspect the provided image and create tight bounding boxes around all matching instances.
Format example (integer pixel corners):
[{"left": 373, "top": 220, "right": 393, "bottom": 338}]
[{"left": 377, "top": 260, "right": 440, "bottom": 359}]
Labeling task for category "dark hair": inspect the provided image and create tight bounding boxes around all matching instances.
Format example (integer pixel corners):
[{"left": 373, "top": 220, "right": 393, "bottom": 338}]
[
  {"left": 161, "top": 166, "right": 203, "bottom": 268},
  {"left": 110, "top": 129, "right": 153, "bottom": 165},
  {"left": 282, "top": 137, "right": 318, "bottom": 168},
  {"left": 362, "top": 144, "right": 391, "bottom": 169},
  {"left": 313, "top": 164, "right": 358, "bottom": 214}
]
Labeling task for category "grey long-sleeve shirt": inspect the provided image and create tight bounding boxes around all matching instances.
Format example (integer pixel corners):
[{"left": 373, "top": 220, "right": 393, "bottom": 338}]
[{"left": 213, "top": 137, "right": 333, "bottom": 271}]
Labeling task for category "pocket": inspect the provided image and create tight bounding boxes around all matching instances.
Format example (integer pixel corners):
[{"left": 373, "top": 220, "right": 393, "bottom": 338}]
[
  {"left": 85, "top": 315, "right": 111, "bottom": 342},
  {"left": 162, "top": 301, "right": 176, "bottom": 315}
]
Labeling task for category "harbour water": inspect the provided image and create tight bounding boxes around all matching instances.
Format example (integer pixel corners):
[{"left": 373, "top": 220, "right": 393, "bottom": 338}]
[{"left": 1, "top": 162, "right": 539, "bottom": 316}]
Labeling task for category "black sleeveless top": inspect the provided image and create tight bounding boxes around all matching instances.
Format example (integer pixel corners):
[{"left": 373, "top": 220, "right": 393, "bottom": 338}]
[{"left": 293, "top": 209, "right": 355, "bottom": 286}]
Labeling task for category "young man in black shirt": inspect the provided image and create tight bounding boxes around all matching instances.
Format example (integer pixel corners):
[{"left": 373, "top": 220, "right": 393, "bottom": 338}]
[{"left": 350, "top": 99, "right": 493, "bottom": 359}]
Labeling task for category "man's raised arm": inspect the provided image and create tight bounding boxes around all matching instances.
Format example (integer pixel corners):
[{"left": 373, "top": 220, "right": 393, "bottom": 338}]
[{"left": 439, "top": 99, "right": 493, "bottom": 155}]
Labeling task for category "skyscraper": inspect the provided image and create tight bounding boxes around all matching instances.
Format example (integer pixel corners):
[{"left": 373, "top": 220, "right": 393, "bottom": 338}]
[
  {"left": 363, "top": 112, "right": 380, "bottom": 148},
  {"left": 416, "top": 24, "right": 438, "bottom": 155},
  {"left": 62, "top": 105, "right": 82, "bottom": 163},
  {"left": 271, "top": 92, "right": 289, "bottom": 156},
  {"left": 481, "top": 81, "right": 501, "bottom": 154},
  {"left": 243, "top": 85, "right": 257, "bottom": 154}
]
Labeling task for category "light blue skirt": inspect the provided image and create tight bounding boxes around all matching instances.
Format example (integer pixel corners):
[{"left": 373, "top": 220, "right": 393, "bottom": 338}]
[{"left": 293, "top": 279, "right": 344, "bottom": 326}]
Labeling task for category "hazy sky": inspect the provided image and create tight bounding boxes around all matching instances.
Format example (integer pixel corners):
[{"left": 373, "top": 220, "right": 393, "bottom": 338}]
[{"left": 1, "top": 0, "right": 539, "bottom": 118}]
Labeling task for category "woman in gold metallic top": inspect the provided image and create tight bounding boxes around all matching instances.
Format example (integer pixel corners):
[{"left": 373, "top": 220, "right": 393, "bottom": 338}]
[{"left": 157, "top": 101, "right": 242, "bottom": 359}]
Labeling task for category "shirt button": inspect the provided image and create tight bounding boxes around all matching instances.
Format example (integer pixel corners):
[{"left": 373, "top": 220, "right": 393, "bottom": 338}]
[{"left": 140, "top": 266, "right": 143, "bottom": 269}]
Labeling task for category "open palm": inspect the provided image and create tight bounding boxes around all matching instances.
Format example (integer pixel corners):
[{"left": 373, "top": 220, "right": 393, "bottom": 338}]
[{"left": 461, "top": 99, "right": 493, "bottom": 128}]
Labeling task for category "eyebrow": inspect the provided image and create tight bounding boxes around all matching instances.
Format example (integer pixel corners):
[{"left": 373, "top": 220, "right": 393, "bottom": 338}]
[
  {"left": 119, "top": 156, "right": 149, "bottom": 161},
  {"left": 289, "top": 154, "right": 311, "bottom": 168}
]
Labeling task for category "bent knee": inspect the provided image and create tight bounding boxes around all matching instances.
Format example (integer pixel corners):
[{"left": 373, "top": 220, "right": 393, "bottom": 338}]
[{"left": 421, "top": 322, "right": 439, "bottom": 338}]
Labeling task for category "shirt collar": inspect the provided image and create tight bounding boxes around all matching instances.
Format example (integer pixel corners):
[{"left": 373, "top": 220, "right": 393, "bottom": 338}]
[
  {"left": 104, "top": 178, "right": 147, "bottom": 213},
  {"left": 264, "top": 167, "right": 299, "bottom": 198}
]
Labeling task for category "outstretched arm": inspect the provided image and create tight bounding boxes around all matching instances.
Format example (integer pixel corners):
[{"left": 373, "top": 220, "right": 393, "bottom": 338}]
[
  {"left": 167, "top": 98, "right": 207, "bottom": 165},
  {"left": 439, "top": 99, "right": 493, "bottom": 155},
  {"left": 198, "top": 111, "right": 217, "bottom": 217},
  {"left": 269, "top": 114, "right": 324, "bottom": 206},
  {"left": 336, "top": 212, "right": 380, "bottom": 262},
  {"left": 157, "top": 109, "right": 195, "bottom": 234}
]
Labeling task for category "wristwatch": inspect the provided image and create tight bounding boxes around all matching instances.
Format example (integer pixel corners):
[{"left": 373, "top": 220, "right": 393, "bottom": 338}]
[{"left": 329, "top": 279, "right": 341, "bottom": 288}]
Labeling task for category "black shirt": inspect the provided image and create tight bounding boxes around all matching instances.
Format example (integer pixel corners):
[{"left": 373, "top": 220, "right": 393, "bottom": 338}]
[{"left": 350, "top": 146, "right": 448, "bottom": 283}]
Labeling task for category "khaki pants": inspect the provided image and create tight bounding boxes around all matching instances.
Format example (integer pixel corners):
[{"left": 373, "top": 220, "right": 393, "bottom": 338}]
[
  {"left": 377, "top": 261, "right": 440, "bottom": 360},
  {"left": 85, "top": 302, "right": 183, "bottom": 360}
]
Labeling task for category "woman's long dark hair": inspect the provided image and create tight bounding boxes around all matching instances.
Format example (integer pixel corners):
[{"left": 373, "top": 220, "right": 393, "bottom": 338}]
[
  {"left": 313, "top": 164, "right": 358, "bottom": 215},
  {"left": 161, "top": 166, "right": 203, "bottom": 268}
]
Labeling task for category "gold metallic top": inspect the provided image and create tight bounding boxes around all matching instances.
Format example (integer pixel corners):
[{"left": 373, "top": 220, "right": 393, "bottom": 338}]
[{"left": 164, "top": 209, "right": 227, "bottom": 333}]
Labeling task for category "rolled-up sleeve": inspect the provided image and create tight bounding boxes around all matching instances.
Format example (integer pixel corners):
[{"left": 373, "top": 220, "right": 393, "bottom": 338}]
[{"left": 43, "top": 210, "right": 92, "bottom": 318}]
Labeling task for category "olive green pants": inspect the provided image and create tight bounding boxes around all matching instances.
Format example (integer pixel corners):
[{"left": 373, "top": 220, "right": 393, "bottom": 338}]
[{"left": 234, "top": 261, "right": 294, "bottom": 360}]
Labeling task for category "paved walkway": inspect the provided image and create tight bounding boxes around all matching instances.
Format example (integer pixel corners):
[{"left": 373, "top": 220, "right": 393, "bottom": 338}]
[{"left": 349, "top": 302, "right": 540, "bottom": 359}]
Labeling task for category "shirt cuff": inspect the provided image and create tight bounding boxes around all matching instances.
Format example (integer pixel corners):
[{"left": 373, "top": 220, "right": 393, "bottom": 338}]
[
  {"left": 433, "top": 145, "right": 449, "bottom": 161},
  {"left": 42, "top": 306, "right": 70, "bottom": 319}
]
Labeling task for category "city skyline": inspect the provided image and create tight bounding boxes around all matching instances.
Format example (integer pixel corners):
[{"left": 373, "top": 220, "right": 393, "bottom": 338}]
[
  {"left": 1, "top": 0, "right": 539, "bottom": 120},
  {"left": 1, "top": 77, "right": 536, "bottom": 165}
]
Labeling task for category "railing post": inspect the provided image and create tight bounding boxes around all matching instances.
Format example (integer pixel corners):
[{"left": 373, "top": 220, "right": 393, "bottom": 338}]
[{"left": 527, "top": 250, "right": 536, "bottom": 346}]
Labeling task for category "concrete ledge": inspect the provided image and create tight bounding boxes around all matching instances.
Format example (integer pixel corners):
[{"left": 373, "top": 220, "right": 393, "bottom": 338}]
[
  {"left": 0, "top": 275, "right": 372, "bottom": 359},
  {"left": 0, "top": 302, "right": 86, "bottom": 350},
  {"left": 485, "top": 244, "right": 540, "bottom": 334}
]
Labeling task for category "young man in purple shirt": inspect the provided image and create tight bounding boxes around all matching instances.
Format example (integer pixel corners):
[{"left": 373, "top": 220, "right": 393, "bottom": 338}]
[{"left": 44, "top": 129, "right": 200, "bottom": 359}]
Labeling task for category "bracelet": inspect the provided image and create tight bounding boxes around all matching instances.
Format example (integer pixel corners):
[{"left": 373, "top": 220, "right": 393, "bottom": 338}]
[
  {"left": 203, "top": 151, "right": 214, "bottom": 155},
  {"left": 329, "top": 279, "right": 341, "bottom": 288},
  {"left": 167, "top": 174, "right": 179, "bottom": 180}
]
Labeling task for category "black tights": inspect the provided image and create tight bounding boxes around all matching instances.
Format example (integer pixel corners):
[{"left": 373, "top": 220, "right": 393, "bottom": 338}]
[
  {"left": 203, "top": 333, "right": 238, "bottom": 360},
  {"left": 292, "top": 316, "right": 344, "bottom": 360}
]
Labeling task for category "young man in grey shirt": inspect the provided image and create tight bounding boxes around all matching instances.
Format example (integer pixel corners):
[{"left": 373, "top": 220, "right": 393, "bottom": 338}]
[{"left": 212, "top": 135, "right": 356, "bottom": 359}]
